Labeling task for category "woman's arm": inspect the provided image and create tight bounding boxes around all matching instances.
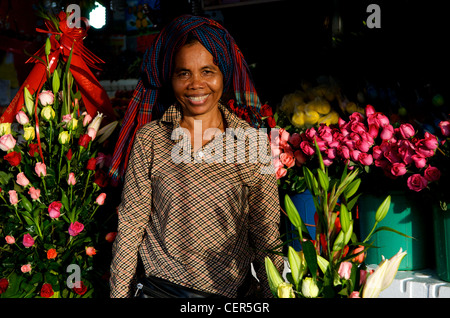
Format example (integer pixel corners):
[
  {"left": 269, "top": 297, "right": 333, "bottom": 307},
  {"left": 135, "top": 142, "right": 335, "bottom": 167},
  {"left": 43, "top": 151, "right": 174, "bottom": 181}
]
[{"left": 109, "top": 130, "right": 153, "bottom": 298}]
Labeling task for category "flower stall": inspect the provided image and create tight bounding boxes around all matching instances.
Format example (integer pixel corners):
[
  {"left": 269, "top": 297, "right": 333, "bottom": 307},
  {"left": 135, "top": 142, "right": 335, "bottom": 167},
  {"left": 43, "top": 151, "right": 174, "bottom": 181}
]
[{"left": 0, "top": 11, "right": 119, "bottom": 298}]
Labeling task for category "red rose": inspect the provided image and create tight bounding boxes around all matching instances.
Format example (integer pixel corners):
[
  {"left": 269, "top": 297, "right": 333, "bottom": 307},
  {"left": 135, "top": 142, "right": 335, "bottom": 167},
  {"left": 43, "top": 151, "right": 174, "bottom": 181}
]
[
  {"left": 94, "top": 169, "right": 108, "bottom": 187},
  {"left": 40, "top": 283, "right": 54, "bottom": 298},
  {"left": 73, "top": 281, "right": 87, "bottom": 295},
  {"left": 0, "top": 278, "right": 9, "bottom": 294},
  {"left": 4, "top": 151, "right": 21, "bottom": 166},
  {"left": 28, "top": 143, "right": 39, "bottom": 157},
  {"left": 260, "top": 104, "right": 273, "bottom": 117},
  {"left": 267, "top": 117, "right": 276, "bottom": 128},
  {"left": 78, "top": 134, "right": 92, "bottom": 148},
  {"left": 66, "top": 148, "right": 73, "bottom": 161},
  {"left": 86, "top": 157, "right": 97, "bottom": 170}
]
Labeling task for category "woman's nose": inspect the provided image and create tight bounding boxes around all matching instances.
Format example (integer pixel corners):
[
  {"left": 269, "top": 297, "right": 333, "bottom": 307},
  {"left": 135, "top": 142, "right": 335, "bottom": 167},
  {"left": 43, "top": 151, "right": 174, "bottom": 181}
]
[{"left": 187, "top": 73, "right": 204, "bottom": 89}]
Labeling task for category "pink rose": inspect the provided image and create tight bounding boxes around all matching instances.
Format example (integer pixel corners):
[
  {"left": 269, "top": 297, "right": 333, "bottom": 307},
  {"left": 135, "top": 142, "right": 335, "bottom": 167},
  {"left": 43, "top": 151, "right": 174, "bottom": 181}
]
[
  {"left": 0, "top": 134, "right": 16, "bottom": 152},
  {"left": 365, "top": 104, "right": 376, "bottom": 117},
  {"left": 28, "top": 187, "right": 41, "bottom": 201},
  {"left": 68, "top": 222, "right": 84, "bottom": 236},
  {"left": 280, "top": 152, "right": 295, "bottom": 168},
  {"left": 16, "top": 172, "right": 30, "bottom": 187},
  {"left": 95, "top": 193, "right": 107, "bottom": 205},
  {"left": 439, "top": 121, "right": 450, "bottom": 136},
  {"left": 105, "top": 232, "right": 117, "bottom": 243},
  {"left": 300, "top": 141, "right": 315, "bottom": 156},
  {"left": 20, "top": 264, "right": 32, "bottom": 273},
  {"left": 399, "top": 123, "right": 415, "bottom": 139},
  {"left": 372, "top": 146, "right": 383, "bottom": 160},
  {"left": 380, "top": 125, "right": 394, "bottom": 141},
  {"left": 358, "top": 153, "right": 373, "bottom": 166},
  {"left": 338, "top": 261, "right": 352, "bottom": 280},
  {"left": 22, "top": 233, "right": 35, "bottom": 248},
  {"left": 423, "top": 165, "right": 441, "bottom": 182},
  {"left": 421, "top": 132, "right": 438, "bottom": 150},
  {"left": 407, "top": 174, "right": 428, "bottom": 192},
  {"left": 82, "top": 112, "right": 93, "bottom": 127},
  {"left": 349, "top": 291, "right": 360, "bottom": 298},
  {"left": 391, "top": 162, "right": 407, "bottom": 176},
  {"left": 289, "top": 133, "right": 301, "bottom": 148},
  {"left": 8, "top": 190, "right": 18, "bottom": 205},
  {"left": 15, "top": 111, "right": 29, "bottom": 125},
  {"left": 294, "top": 150, "right": 307, "bottom": 166},
  {"left": 275, "top": 167, "right": 287, "bottom": 180},
  {"left": 85, "top": 246, "right": 97, "bottom": 256},
  {"left": 35, "top": 162, "right": 47, "bottom": 177},
  {"left": 38, "top": 90, "right": 54, "bottom": 106},
  {"left": 5, "top": 235, "right": 15, "bottom": 244},
  {"left": 67, "top": 172, "right": 76, "bottom": 186},
  {"left": 48, "top": 201, "right": 62, "bottom": 218},
  {"left": 337, "top": 145, "right": 350, "bottom": 160},
  {"left": 412, "top": 154, "right": 427, "bottom": 168}
]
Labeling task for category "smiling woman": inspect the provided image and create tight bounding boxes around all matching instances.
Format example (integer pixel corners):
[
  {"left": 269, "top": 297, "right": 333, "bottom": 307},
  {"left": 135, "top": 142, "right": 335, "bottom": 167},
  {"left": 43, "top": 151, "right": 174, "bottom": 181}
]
[
  {"left": 109, "top": 14, "right": 283, "bottom": 299},
  {"left": 172, "top": 40, "right": 225, "bottom": 150}
]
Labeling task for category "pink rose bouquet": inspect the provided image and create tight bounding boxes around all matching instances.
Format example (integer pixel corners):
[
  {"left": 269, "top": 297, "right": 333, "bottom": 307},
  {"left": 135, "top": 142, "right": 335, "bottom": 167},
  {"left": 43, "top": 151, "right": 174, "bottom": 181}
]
[{"left": 272, "top": 104, "right": 441, "bottom": 194}]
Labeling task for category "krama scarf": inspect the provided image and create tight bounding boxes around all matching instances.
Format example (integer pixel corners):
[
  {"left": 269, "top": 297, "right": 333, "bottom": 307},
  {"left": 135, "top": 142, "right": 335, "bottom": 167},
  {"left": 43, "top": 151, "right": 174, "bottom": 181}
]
[{"left": 109, "top": 14, "right": 263, "bottom": 183}]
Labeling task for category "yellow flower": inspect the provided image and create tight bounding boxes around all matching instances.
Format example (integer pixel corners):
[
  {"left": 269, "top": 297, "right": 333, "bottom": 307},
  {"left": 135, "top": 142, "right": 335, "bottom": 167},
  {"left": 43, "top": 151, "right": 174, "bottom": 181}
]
[
  {"left": 291, "top": 111, "right": 305, "bottom": 127},
  {"left": 0, "top": 123, "right": 11, "bottom": 136},
  {"left": 58, "top": 131, "right": 70, "bottom": 145},
  {"left": 277, "top": 282, "right": 295, "bottom": 298},
  {"left": 41, "top": 106, "right": 56, "bottom": 122},
  {"left": 23, "top": 126, "right": 35, "bottom": 141},
  {"left": 304, "top": 109, "right": 320, "bottom": 125}
]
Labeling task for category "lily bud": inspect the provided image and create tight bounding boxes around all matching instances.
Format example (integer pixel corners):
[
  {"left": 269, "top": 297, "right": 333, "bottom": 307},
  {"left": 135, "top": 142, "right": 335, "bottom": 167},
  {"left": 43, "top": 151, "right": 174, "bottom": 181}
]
[
  {"left": 375, "top": 195, "right": 391, "bottom": 222},
  {"left": 87, "top": 112, "right": 104, "bottom": 141},
  {"left": 265, "top": 257, "right": 284, "bottom": 297},
  {"left": 301, "top": 277, "right": 319, "bottom": 298},
  {"left": 24, "top": 87, "right": 34, "bottom": 116},
  {"left": 45, "top": 37, "right": 51, "bottom": 57}
]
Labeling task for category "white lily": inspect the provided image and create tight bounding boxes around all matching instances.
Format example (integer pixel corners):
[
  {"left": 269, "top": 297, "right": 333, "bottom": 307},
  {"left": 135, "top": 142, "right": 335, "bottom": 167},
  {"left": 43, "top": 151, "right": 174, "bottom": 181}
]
[{"left": 362, "top": 248, "right": 407, "bottom": 298}]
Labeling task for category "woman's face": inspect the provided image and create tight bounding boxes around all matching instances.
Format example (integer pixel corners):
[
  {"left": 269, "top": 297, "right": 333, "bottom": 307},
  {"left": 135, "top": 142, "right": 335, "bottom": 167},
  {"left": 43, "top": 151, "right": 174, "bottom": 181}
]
[{"left": 171, "top": 41, "right": 224, "bottom": 118}]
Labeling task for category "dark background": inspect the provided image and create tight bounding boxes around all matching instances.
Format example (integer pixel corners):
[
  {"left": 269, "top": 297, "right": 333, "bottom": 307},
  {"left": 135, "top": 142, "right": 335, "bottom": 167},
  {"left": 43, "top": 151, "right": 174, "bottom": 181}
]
[{"left": 1, "top": 0, "right": 448, "bottom": 114}]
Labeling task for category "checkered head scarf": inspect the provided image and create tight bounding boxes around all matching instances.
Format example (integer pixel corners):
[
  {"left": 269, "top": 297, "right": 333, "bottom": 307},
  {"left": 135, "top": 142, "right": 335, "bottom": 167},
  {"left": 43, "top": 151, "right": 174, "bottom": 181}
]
[{"left": 109, "top": 14, "right": 263, "bottom": 183}]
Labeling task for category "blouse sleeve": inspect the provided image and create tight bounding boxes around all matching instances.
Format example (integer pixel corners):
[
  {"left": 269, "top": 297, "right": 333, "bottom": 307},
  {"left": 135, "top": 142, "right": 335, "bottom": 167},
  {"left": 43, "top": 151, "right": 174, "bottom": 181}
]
[
  {"left": 109, "top": 129, "right": 153, "bottom": 298},
  {"left": 247, "top": 134, "right": 285, "bottom": 298}
]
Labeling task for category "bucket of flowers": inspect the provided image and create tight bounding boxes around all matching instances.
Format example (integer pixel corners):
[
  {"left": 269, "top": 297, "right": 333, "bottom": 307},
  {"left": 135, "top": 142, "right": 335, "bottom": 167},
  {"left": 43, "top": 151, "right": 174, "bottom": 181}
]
[
  {"left": 0, "top": 10, "right": 119, "bottom": 298},
  {"left": 265, "top": 139, "right": 407, "bottom": 298}
]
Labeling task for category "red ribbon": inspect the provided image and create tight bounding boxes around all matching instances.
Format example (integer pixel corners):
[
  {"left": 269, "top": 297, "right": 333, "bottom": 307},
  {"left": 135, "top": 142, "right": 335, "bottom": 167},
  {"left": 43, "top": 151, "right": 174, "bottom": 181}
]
[{"left": 0, "top": 11, "right": 116, "bottom": 124}]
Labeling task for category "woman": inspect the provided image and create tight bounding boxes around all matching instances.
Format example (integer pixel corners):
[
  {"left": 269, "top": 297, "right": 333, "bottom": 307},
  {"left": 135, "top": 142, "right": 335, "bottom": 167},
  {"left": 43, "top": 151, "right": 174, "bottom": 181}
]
[{"left": 109, "top": 14, "right": 283, "bottom": 298}]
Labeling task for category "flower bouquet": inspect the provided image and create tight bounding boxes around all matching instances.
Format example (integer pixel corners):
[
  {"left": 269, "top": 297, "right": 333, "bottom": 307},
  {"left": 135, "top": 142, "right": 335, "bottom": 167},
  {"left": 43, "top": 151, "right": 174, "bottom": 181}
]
[
  {"left": 265, "top": 140, "right": 407, "bottom": 298},
  {"left": 0, "top": 10, "right": 118, "bottom": 298}
]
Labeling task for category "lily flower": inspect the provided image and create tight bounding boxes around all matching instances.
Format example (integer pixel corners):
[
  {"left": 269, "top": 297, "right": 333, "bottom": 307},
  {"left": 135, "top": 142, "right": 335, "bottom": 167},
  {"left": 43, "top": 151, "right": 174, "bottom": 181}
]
[{"left": 362, "top": 248, "right": 407, "bottom": 298}]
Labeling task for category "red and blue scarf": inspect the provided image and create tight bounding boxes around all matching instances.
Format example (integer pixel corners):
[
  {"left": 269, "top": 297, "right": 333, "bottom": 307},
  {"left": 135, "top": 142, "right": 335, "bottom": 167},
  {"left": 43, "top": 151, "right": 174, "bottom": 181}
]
[{"left": 109, "top": 14, "right": 263, "bottom": 183}]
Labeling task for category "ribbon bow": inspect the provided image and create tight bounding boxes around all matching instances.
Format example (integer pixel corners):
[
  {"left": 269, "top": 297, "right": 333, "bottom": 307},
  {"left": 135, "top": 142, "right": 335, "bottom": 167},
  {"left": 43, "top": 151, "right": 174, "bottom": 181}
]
[{"left": 0, "top": 11, "right": 116, "bottom": 124}]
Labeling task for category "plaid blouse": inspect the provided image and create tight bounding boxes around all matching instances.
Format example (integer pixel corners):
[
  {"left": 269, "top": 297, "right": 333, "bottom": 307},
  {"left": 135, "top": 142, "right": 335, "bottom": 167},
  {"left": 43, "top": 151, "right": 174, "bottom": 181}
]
[{"left": 109, "top": 103, "right": 284, "bottom": 298}]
